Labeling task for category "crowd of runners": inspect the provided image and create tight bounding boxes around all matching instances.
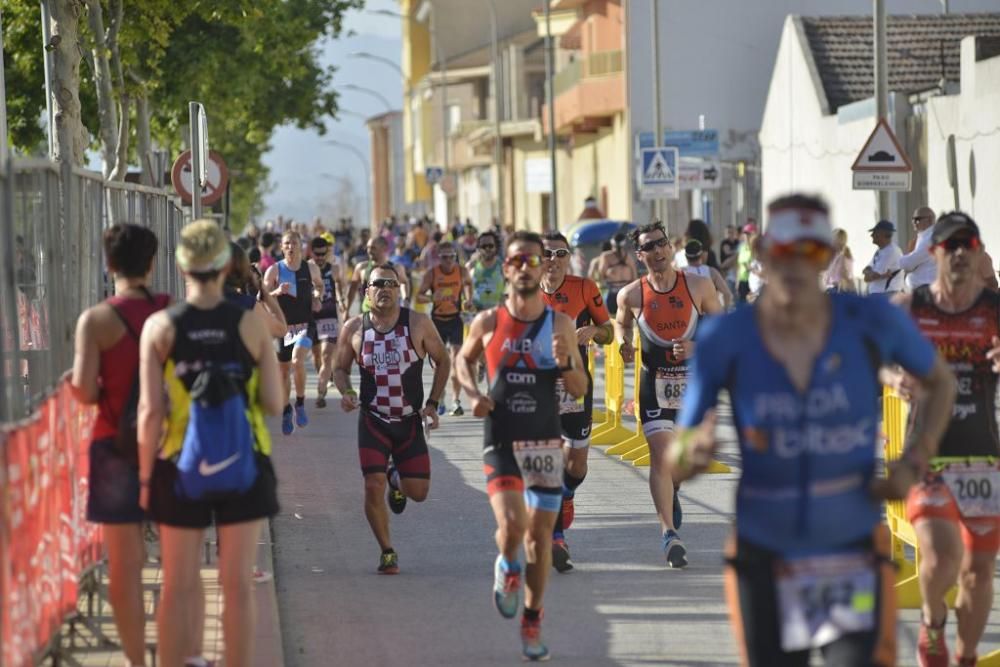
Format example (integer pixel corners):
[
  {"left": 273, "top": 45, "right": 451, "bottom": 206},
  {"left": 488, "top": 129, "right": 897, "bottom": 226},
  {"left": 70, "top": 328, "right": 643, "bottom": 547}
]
[{"left": 68, "top": 197, "right": 1000, "bottom": 666}]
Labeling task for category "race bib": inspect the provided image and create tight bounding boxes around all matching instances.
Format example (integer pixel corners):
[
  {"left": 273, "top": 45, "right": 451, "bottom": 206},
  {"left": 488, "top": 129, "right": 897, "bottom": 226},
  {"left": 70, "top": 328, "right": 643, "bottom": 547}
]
[
  {"left": 654, "top": 367, "right": 687, "bottom": 410},
  {"left": 556, "top": 378, "right": 584, "bottom": 414},
  {"left": 776, "top": 552, "right": 876, "bottom": 652},
  {"left": 941, "top": 461, "right": 1000, "bottom": 518},
  {"left": 283, "top": 323, "right": 309, "bottom": 347},
  {"left": 316, "top": 317, "right": 339, "bottom": 341},
  {"left": 513, "top": 438, "right": 563, "bottom": 488}
]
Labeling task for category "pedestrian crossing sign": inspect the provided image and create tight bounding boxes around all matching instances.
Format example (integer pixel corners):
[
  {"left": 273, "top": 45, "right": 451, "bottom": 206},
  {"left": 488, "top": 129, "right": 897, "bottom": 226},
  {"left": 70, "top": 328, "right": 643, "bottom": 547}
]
[{"left": 639, "top": 146, "right": 679, "bottom": 200}]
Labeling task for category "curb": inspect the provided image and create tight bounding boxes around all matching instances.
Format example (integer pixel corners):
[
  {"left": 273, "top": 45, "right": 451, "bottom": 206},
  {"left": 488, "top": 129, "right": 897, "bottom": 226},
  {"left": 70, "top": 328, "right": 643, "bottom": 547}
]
[{"left": 253, "top": 519, "right": 286, "bottom": 667}]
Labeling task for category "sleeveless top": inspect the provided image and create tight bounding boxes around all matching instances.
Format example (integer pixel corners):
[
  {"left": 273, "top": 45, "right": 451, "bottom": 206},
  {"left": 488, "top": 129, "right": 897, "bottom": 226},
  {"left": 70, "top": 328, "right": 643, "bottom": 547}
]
[
  {"left": 92, "top": 291, "right": 171, "bottom": 441},
  {"left": 276, "top": 260, "right": 314, "bottom": 325},
  {"left": 483, "top": 306, "right": 562, "bottom": 446},
  {"left": 472, "top": 260, "right": 505, "bottom": 309},
  {"left": 160, "top": 300, "right": 271, "bottom": 458},
  {"left": 316, "top": 261, "right": 339, "bottom": 319},
  {"left": 358, "top": 308, "right": 424, "bottom": 421},
  {"left": 637, "top": 272, "right": 700, "bottom": 371},
  {"left": 911, "top": 285, "right": 1000, "bottom": 458},
  {"left": 541, "top": 275, "right": 610, "bottom": 375},
  {"left": 430, "top": 265, "right": 463, "bottom": 319}
]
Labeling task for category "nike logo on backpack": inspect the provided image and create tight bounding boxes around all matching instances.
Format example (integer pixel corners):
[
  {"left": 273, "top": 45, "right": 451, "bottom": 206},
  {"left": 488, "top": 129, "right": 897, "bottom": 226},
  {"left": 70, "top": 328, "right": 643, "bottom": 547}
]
[{"left": 198, "top": 453, "right": 241, "bottom": 476}]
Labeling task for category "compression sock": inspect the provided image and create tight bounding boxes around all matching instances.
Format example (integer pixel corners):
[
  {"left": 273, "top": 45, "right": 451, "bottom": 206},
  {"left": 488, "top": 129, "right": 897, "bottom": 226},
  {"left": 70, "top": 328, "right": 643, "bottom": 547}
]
[
  {"left": 500, "top": 555, "right": 520, "bottom": 572},
  {"left": 522, "top": 607, "right": 541, "bottom": 622},
  {"left": 552, "top": 505, "right": 564, "bottom": 539},
  {"left": 295, "top": 396, "right": 305, "bottom": 407},
  {"left": 563, "top": 471, "right": 586, "bottom": 495}
]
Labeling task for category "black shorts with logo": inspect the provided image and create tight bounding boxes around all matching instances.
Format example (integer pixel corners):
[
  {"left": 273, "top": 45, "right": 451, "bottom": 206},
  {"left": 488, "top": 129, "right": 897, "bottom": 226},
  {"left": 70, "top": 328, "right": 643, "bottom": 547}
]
[{"left": 433, "top": 316, "right": 464, "bottom": 347}]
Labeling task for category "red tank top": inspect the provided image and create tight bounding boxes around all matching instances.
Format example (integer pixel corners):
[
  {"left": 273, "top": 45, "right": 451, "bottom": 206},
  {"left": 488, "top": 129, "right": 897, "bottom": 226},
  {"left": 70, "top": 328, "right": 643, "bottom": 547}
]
[{"left": 92, "top": 292, "right": 171, "bottom": 440}]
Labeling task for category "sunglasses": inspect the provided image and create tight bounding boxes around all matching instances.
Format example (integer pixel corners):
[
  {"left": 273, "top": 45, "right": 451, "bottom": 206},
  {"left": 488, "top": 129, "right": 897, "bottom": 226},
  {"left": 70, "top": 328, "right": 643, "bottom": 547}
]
[
  {"left": 478, "top": 244, "right": 496, "bottom": 251},
  {"left": 543, "top": 248, "right": 571, "bottom": 259},
  {"left": 313, "top": 251, "right": 328, "bottom": 258},
  {"left": 766, "top": 239, "right": 833, "bottom": 263},
  {"left": 638, "top": 238, "right": 670, "bottom": 253},
  {"left": 439, "top": 253, "right": 457, "bottom": 260},
  {"left": 505, "top": 253, "right": 542, "bottom": 269},
  {"left": 368, "top": 278, "right": 399, "bottom": 289},
  {"left": 936, "top": 236, "right": 981, "bottom": 253}
]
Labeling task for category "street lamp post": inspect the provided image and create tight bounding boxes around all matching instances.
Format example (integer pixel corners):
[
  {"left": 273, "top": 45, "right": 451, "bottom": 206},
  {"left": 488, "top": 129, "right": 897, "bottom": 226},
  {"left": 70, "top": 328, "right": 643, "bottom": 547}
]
[
  {"left": 486, "top": 0, "right": 504, "bottom": 227},
  {"left": 543, "top": 0, "right": 558, "bottom": 232},
  {"left": 326, "top": 140, "right": 373, "bottom": 229},
  {"left": 349, "top": 51, "right": 404, "bottom": 76},
  {"left": 342, "top": 84, "right": 393, "bottom": 112}
]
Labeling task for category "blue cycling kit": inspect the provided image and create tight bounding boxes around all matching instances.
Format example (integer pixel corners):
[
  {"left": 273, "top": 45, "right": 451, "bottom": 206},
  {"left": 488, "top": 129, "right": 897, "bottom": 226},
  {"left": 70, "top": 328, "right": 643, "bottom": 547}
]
[{"left": 678, "top": 294, "right": 936, "bottom": 556}]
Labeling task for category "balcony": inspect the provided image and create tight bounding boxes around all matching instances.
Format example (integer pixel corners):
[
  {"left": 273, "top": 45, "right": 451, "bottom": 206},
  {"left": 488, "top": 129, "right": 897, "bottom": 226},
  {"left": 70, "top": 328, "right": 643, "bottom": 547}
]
[{"left": 544, "top": 49, "right": 624, "bottom": 135}]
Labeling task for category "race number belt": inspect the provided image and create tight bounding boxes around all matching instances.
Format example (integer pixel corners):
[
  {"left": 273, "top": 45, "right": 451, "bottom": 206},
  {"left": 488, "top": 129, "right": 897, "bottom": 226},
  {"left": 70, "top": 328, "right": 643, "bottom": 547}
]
[
  {"left": 654, "top": 367, "right": 687, "bottom": 410},
  {"left": 938, "top": 459, "right": 1000, "bottom": 518},
  {"left": 776, "top": 552, "right": 876, "bottom": 652},
  {"left": 556, "top": 378, "right": 584, "bottom": 415},
  {"left": 513, "top": 438, "right": 563, "bottom": 489},
  {"left": 283, "top": 323, "right": 309, "bottom": 347},
  {"left": 316, "top": 317, "right": 339, "bottom": 340}
]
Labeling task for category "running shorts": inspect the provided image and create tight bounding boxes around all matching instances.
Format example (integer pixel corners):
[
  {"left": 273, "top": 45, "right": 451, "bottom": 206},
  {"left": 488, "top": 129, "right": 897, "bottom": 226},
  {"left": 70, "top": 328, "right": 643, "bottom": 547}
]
[
  {"left": 87, "top": 438, "right": 145, "bottom": 524},
  {"left": 148, "top": 454, "right": 279, "bottom": 529},
  {"left": 483, "top": 440, "right": 562, "bottom": 513},
  {"left": 358, "top": 411, "right": 430, "bottom": 479},
  {"left": 433, "top": 316, "right": 464, "bottom": 347},
  {"left": 907, "top": 474, "right": 1000, "bottom": 553},
  {"left": 638, "top": 371, "right": 678, "bottom": 438},
  {"left": 276, "top": 322, "right": 313, "bottom": 363},
  {"left": 723, "top": 527, "right": 896, "bottom": 667},
  {"left": 559, "top": 374, "right": 594, "bottom": 448},
  {"left": 605, "top": 287, "right": 621, "bottom": 317}
]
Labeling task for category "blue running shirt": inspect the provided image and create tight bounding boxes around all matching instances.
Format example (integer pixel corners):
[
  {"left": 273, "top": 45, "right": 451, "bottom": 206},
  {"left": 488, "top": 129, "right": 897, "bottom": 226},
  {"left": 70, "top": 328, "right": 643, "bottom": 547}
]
[{"left": 678, "top": 294, "right": 936, "bottom": 556}]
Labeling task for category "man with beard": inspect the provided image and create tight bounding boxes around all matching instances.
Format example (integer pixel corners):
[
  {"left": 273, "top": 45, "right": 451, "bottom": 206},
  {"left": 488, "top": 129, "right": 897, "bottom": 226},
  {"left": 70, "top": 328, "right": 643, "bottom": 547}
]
[
  {"left": 539, "top": 231, "right": 613, "bottom": 573},
  {"left": 468, "top": 231, "right": 506, "bottom": 312},
  {"left": 333, "top": 264, "right": 450, "bottom": 574},
  {"left": 616, "top": 221, "right": 722, "bottom": 568},
  {"left": 456, "top": 231, "right": 586, "bottom": 661},
  {"left": 308, "top": 235, "right": 345, "bottom": 408},
  {"left": 346, "top": 236, "right": 410, "bottom": 315}
]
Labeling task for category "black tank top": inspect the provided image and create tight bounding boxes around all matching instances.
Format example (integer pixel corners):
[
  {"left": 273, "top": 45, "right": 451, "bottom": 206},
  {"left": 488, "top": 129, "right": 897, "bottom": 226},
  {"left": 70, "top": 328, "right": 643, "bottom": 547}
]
[
  {"left": 316, "top": 262, "right": 338, "bottom": 319},
  {"left": 912, "top": 286, "right": 1000, "bottom": 458},
  {"left": 358, "top": 308, "right": 425, "bottom": 421},
  {"left": 276, "top": 260, "right": 314, "bottom": 325},
  {"left": 167, "top": 300, "right": 254, "bottom": 394}
]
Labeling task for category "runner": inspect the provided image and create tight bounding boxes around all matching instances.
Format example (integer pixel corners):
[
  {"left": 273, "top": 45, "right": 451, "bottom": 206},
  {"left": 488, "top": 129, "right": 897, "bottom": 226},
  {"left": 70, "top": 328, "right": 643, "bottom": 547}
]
[
  {"left": 263, "top": 230, "right": 324, "bottom": 435},
  {"left": 616, "top": 221, "right": 722, "bottom": 568},
  {"left": 309, "top": 235, "right": 345, "bottom": 408},
  {"left": 468, "top": 231, "right": 506, "bottom": 312},
  {"left": 884, "top": 212, "right": 1000, "bottom": 667},
  {"left": 539, "top": 231, "right": 613, "bottom": 573},
  {"left": 674, "top": 194, "right": 956, "bottom": 667},
  {"left": 346, "top": 236, "right": 410, "bottom": 315},
  {"left": 416, "top": 241, "right": 474, "bottom": 415},
  {"left": 332, "top": 264, "right": 450, "bottom": 574},
  {"left": 455, "top": 230, "right": 587, "bottom": 661},
  {"left": 591, "top": 233, "right": 637, "bottom": 317},
  {"left": 682, "top": 239, "right": 733, "bottom": 310}
]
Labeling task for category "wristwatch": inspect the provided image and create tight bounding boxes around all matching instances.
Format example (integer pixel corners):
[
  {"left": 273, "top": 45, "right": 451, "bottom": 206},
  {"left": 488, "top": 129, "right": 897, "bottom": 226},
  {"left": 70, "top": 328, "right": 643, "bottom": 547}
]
[{"left": 425, "top": 398, "right": 440, "bottom": 410}]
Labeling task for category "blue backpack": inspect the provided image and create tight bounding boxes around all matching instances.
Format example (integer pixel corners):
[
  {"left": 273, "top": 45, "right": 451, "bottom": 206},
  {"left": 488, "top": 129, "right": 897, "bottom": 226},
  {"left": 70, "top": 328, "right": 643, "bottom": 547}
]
[{"left": 175, "top": 363, "right": 258, "bottom": 500}]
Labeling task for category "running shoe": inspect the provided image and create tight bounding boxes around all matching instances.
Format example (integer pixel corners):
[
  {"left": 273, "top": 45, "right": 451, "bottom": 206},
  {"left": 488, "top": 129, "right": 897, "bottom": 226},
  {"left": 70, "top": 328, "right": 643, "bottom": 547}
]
[
  {"left": 377, "top": 550, "right": 399, "bottom": 575},
  {"left": 295, "top": 402, "right": 309, "bottom": 428},
  {"left": 520, "top": 615, "right": 550, "bottom": 662},
  {"left": 386, "top": 462, "right": 407, "bottom": 515},
  {"left": 493, "top": 555, "right": 522, "bottom": 619},
  {"left": 438, "top": 403, "right": 446, "bottom": 416},
  {"left": 281, "top": 405, "right": 294, "bottom": 435},
  {"left": 551, "top": 538, "right": 574, "bottom": 573},
  {"left": 450, "top": 403, "right": 464, "bottom": 416},
  {"left": 673, "top": 486, "right": 683, "bottom": 530},
  {"left": 315, "top": 395, "right": 327, "bottom": 409},
  {"left": 917, "top": 618, "right": 948, "bottom": 667},
  {"left": 663, "top": 530, "right": 688, "bottom": 569},
  {"left": 561, "top": 494, "right": 575, "bottom": 530}
]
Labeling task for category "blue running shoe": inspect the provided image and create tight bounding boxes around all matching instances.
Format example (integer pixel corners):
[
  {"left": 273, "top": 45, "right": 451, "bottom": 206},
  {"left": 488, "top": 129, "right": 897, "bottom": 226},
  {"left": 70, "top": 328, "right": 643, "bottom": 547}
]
[
  {"left": 438, "top": 402, "right": 446, "bottom": 416},
  {"left": 281, "top": 405, "right": 294, "bottom": 435},
  {"left": 673, "top": 487, "right": 683, "bottom": 530},
  {"left": 295, "top": 402, "right": 308, "bottom": 428},
  {"left": 521, "top": 616, "right": 550, "bottom": 662},
  {"left": 493, "top": 555, "right": 521, "bottom": 619},
  {"left": 663, "top": 530, "right": 688, "bottom": 569}
]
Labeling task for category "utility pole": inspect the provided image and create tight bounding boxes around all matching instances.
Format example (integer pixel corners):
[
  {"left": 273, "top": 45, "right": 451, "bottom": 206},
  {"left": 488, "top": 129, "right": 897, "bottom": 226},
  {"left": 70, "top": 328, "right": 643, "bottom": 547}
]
[
  {"left": 487, "top": 0, "right": 504, "bottom": 227},
  {"left": 651, "top": 1, "right": 665, "bottom": 227},
  {"left": 0, "top": 7, "right": 8, "bottom": 163},
  {"left": 874, "top": 0, "right": 890, "bottom": 221},
  {"left": 543, "top": 0, "right": 558, "bottom": 232}
]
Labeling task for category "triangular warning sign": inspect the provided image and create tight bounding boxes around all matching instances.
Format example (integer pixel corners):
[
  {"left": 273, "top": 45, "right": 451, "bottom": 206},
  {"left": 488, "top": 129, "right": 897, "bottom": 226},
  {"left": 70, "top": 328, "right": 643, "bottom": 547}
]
[
  {"left": 852, "top": 117, "right": 912, "bottom": 172},
  {"left": 645, "top": 151, "right": 674, "bottom": 181}
]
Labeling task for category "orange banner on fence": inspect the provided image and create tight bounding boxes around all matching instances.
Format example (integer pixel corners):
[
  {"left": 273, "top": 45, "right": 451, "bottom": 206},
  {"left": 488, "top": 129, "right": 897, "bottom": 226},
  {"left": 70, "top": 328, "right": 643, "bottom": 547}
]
[{"left": 1, "top": 378, "right": 100, "bottom": 667}]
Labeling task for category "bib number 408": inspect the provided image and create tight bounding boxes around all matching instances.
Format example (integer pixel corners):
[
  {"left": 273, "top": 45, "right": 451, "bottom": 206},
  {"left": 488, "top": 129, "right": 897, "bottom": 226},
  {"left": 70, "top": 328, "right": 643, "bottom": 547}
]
[{"left": 521, "top": 453, "right": 556, "bottom": 474}]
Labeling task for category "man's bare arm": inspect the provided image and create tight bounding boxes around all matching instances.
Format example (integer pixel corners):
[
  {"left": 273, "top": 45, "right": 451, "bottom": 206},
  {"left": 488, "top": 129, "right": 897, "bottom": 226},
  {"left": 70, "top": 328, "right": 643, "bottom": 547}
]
[
  {"left": 415, "top": 313, "right": 450, "bottom": 403},
  {"left": 456, "top": 311, "right": 491, "bottom": 399},
  {"left": 332, "top": 317, "right": 361, "bottom": 395},
  {"left": 555, "top": 313, "right": 587, "bottom": 397},
  {"left": 415, "top": 269, "right": 434, "bottom": 304}
]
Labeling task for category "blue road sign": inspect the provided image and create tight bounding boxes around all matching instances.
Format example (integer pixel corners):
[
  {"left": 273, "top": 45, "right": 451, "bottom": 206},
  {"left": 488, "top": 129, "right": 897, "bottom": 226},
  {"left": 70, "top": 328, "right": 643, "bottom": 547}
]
[
  {"left": 639, "top": 146, "right": 679, "bottom": 200},
  {"left": 425, "top": 166, "right": 444, "bottom": 185},
  {"left": 638, "top": 130, "right": 719, "bottom": 157}
]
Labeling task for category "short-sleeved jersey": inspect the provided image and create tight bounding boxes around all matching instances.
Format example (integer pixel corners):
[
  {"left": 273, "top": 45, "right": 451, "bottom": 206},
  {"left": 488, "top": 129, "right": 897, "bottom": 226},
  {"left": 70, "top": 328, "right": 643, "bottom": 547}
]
[
  {"left": 678, "top": 294, "right": 936, "bottom": 556},
  {"left": 430, "top": 265, "right": 463, "bottom": 319},
  {"left": 542, "top": 275, "right": 610, "bottom": 372}
]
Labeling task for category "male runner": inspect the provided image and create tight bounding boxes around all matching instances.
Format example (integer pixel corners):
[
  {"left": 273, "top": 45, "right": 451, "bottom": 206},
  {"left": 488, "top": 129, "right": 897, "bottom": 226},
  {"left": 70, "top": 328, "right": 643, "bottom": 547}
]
[
  {"left": 263, "top": 231, "right": 324, "bottom": 435},
  {"left": 416, "top": 241, "right": 473, "bottom": 416},
  {"left": 346, "top": 236, "right": 410, "bottom": 314},
  {"left": 309, "top": 236, "right": 345, "bottom": 408},
  {"left": 468, "top": 231, "right": 506, "bottom": 311},
  {"left": 456, "top": 231, "right": 586, "bottom": 661},
  {"left": 675, "top": 194, "right": 956, "bottom": 667},
  {"left": 333, "top": 264, "right": 450, "bottom": 574},
  {"left": 616, "top": 221, "right": 722, "bottom": 568},
  {"left": 884, "top": 212, "right": 1000, "bottom": 667},
  {"left": 540, "top": 231, "right": 613, "bottom": 573},
  {"left": 591, "top": 233, "right": 637, "bottom": 317}
]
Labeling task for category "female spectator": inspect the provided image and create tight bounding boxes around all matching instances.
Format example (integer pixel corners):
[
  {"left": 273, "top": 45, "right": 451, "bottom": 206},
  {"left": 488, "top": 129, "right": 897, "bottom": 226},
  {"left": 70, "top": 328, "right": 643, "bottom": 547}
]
[
  {"left": 224, "top": 241, "right": 288, "bottom": 337},
  {"left": 138, "top": 220, "right": 282, "bottom": 667},
  {"left": 823, "top": 228, "right": 855, "bottom": 293},
  {"left": 71, "top": 223, "right": 171, "bottom": 667}
]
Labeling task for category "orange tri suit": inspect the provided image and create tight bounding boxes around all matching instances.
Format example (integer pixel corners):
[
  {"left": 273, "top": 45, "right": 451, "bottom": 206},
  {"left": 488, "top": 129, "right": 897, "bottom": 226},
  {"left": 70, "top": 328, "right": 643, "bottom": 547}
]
[{"left": 430, "top": 264, "right": 465, "bottom": 346}]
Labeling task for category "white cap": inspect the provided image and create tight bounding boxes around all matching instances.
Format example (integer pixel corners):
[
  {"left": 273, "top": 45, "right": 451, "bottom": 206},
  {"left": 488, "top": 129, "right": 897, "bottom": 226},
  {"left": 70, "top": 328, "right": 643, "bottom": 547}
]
[{"left": 764, "top": 206, "right": 833, "bottom": 246}]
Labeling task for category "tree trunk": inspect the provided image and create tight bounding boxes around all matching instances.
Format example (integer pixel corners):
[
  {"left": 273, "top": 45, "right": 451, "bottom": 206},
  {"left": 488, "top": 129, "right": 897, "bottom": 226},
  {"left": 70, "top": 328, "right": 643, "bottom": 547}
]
[
  {"left": 106, "top": 0, "right": 129, "bottom": 182},
  {"left": 84, "top": 0, "right": 117, "bottom": 178},
  {"left": 47, "top": 0, "right": 88, "bottom": 165},
  {"left": 135, "top": 91, "right": 153, "bottom": 186}
]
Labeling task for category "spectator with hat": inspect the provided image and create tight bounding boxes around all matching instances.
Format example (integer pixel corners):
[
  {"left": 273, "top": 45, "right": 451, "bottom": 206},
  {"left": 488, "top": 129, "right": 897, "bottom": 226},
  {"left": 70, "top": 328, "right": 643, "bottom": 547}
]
[{"left": 864, "top": 220, "right": 904, "bottom": 294}]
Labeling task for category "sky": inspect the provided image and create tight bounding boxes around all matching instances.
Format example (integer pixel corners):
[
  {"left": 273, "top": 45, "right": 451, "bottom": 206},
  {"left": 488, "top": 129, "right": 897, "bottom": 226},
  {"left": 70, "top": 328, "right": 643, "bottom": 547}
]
[{"left": 260, "top": 2, "right": 404, "bottom": 224}]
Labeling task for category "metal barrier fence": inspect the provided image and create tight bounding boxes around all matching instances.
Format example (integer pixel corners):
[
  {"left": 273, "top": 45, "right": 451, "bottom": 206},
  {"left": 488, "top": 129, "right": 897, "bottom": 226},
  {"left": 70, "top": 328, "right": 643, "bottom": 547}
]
[{"left": 0, "top": 157, "right": 186, "bottom": 423}]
